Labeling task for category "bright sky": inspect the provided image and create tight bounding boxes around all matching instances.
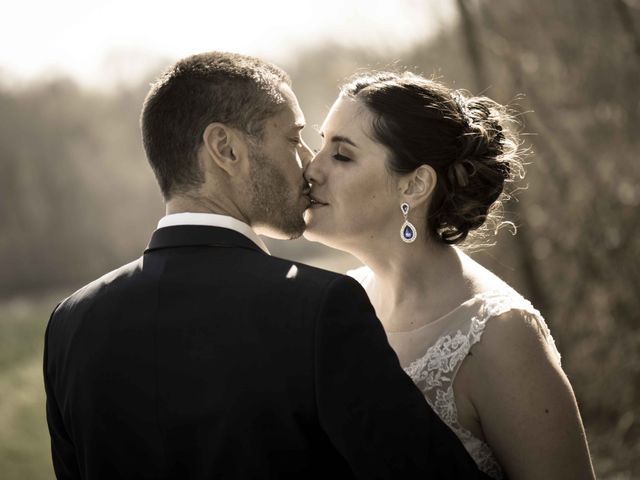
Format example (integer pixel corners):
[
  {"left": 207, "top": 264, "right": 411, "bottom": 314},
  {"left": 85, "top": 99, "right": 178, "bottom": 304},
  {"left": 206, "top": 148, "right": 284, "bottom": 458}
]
[{"left": 0, "top": 0, "right": 456, "bottom": 88}]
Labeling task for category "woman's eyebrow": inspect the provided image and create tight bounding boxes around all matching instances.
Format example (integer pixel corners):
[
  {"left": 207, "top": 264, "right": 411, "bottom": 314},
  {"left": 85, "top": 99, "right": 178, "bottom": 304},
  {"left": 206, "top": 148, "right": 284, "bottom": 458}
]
[{"left": 319, "top": 132, "right": 359, "bottom": 148}]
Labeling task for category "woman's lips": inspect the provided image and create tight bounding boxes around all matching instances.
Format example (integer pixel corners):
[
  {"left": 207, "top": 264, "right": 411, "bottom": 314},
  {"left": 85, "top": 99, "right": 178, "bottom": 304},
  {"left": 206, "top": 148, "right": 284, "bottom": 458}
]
[{"left": 309, "top": 195, "right": 328, "bottom": 208}]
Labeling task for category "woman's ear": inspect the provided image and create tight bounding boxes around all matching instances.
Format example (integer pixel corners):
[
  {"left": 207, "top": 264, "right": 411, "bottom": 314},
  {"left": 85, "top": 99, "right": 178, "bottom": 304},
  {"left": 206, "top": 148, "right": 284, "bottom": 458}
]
[
  {"left": 398, "top": 164, "right": 437, "bottom": 205},
  {"left": 201, "top": 123, "right": 250, "bottom": 176}
]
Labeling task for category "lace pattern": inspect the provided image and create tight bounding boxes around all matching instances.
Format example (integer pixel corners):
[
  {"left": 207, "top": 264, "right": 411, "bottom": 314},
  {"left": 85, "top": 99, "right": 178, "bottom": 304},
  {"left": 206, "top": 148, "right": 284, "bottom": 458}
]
[{"left": 402, "top": 291, "right": 561, "bottom": 480}]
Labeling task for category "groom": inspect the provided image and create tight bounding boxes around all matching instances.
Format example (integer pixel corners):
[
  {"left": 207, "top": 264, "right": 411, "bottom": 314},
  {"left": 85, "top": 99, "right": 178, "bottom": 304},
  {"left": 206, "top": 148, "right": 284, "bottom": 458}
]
[{"left": 44, "top": 52, "right": 488, "bottom": 479}]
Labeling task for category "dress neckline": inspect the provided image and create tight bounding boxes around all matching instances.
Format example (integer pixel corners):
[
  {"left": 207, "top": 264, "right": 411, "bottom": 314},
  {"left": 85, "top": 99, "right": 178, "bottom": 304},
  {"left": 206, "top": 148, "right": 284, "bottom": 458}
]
[
  {"left": 347, "top": 266, "right": 515, "bottom": 337},
  {"left": 385, "top": 288, "right": 504, "bottom": 337},
  {"left": 385, "top": 291, "right": 490, "bottom": 336}
]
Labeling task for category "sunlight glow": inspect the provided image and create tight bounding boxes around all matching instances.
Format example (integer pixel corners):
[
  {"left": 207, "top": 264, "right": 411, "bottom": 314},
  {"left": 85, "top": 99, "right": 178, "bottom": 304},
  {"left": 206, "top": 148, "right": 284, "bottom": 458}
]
[{"left": 1, "top": 0, "right": 455, "bottom": 87}]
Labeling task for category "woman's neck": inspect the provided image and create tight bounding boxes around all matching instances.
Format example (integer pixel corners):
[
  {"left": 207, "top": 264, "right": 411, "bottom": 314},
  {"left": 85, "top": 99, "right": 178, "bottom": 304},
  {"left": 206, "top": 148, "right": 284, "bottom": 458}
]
[{"left": 353, "top": 239, "right": 474, "bottom": 332}]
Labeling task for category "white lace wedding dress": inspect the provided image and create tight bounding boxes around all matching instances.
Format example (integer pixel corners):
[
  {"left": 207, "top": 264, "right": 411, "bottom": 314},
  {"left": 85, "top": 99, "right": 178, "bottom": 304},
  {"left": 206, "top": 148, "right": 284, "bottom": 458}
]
[{"left": 348, "top": 266, "right": 562, "bottom": 479}]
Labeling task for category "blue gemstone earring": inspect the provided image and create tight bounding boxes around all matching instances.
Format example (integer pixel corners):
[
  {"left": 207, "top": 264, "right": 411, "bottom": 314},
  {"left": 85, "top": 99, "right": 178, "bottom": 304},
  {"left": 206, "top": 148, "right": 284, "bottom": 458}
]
[{"left": 400, "top": 202, "right": 417, "bottom": 243}]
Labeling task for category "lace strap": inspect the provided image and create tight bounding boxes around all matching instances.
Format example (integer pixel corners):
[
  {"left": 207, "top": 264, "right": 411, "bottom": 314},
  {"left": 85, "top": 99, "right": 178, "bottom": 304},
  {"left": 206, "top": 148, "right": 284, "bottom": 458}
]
[
  {"left": 405, "top": 291, "right": 561, "bottom": 388},
  {"left": 472, "top": 291, "right": 562, "bottom": 365}
]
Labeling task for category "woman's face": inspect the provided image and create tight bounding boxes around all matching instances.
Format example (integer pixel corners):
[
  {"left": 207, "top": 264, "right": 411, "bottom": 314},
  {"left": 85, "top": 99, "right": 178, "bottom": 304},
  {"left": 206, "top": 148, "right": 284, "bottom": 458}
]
[{"left": 303, "top": 96, "right": 402, "bottom": 251}]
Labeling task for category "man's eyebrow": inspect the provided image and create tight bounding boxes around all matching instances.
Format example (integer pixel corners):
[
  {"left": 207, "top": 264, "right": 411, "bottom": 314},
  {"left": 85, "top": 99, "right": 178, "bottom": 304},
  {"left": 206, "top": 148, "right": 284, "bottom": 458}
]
[
  {"left": 291, "top": 122, "right": 305, "bottom": 130},
  {"left": 320, "top": 132, "right": 358, "bottom": 148}
]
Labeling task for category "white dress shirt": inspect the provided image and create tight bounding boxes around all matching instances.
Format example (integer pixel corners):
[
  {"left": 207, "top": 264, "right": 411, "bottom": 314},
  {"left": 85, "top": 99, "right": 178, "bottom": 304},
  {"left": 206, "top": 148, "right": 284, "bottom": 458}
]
[{"left": 157, "top": 212, "right": 270, "bottom": 254}]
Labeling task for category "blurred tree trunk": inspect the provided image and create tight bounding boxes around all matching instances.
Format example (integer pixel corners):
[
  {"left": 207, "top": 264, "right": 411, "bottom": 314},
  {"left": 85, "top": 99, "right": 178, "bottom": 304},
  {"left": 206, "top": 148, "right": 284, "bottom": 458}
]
[
  {"left": 456, "top": 0, "right": 551, "bottom": 317},
  {"left": 614, "top": 0, "right": 640, "bottom": 60},
  {"left": 477, "top": 3, "right": 637, "bottom": 327},
  {"left": 456, "top": 0, "right": 489, "bottom": 91}
]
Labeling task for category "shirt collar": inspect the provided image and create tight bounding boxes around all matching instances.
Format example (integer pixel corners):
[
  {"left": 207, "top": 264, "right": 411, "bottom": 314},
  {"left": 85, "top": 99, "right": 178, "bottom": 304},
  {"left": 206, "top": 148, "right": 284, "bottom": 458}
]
[{"left": 157, "top": 212, "right": 270, "bottom": 255}]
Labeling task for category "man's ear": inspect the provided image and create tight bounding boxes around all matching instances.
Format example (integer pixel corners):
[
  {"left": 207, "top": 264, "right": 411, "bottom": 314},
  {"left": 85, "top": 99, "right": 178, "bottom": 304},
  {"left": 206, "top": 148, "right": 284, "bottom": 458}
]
[
  {"left": 201, "top": 123, "right": 250, "bottom": 176},
  {"left": 398, "top": 164, "right": 437, "bottom": 205}
]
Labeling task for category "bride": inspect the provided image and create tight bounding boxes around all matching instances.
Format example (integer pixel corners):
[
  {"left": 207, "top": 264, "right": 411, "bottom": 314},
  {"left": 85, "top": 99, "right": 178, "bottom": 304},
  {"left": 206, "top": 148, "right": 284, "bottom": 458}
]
[{"left": 302, "top": 71, "right": 595, "bottom": 479}]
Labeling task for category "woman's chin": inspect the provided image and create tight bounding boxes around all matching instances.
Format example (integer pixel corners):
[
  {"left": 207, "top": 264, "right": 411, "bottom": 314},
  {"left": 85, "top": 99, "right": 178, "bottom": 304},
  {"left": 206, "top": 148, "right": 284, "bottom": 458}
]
[
  {"left": 302, "top": 224, "right": 323, "bottom": 243},
  {"left": 303, "top": 212, "right": 351, "bottom": 249},
  {"left": 302, "top": 220, "right": 331, "bottom": 245},
  {"left": 303, "top": 212, "right": 321, "bottom": 239}
]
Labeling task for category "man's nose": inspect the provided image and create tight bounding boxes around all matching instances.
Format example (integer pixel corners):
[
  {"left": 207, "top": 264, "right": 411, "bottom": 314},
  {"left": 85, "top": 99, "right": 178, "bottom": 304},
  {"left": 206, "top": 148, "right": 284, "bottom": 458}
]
[
  {"left": 298, "top": 140, "right": 314, "bottom": 170},
  {"left": 303, "top": 147, "right": 321, "bottom": 185}
]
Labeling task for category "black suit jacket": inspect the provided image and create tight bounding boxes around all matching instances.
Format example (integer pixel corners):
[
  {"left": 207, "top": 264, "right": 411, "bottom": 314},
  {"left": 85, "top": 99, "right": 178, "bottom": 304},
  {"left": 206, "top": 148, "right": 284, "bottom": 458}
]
[{"left": 44, "top": 225, "right": 489, "bottom": 479}]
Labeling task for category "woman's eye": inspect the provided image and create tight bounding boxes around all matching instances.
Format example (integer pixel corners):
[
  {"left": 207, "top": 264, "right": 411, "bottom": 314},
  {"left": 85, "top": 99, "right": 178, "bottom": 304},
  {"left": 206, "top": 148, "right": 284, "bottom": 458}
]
[
  {"left": 332, "top": 153, "right": 351, "bottom": 162},
  {"left": 290, "top": 138, "right": 302, "bottom": 146}
]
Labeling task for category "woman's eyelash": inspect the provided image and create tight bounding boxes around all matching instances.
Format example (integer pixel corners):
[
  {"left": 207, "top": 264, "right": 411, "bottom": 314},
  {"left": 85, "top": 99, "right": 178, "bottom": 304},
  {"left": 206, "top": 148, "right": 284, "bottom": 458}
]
[{"left": 332, "top": 153, "right": 351, "bottom": 162}]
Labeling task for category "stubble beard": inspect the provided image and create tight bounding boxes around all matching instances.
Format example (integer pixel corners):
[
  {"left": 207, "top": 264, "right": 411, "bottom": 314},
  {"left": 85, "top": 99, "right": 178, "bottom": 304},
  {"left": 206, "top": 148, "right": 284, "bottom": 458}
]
[{"left": 248, "top": 149, "right": 306, "bottom": 239}]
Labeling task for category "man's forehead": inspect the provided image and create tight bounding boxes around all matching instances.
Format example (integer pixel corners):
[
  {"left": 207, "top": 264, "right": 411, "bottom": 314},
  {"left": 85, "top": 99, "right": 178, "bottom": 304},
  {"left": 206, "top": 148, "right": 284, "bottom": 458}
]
[
  {"left": 278, "top": 83, "right": 305, "bottom": 129},
  {"left": 269, "top": 105, "right": 304, "bottom": 133}
]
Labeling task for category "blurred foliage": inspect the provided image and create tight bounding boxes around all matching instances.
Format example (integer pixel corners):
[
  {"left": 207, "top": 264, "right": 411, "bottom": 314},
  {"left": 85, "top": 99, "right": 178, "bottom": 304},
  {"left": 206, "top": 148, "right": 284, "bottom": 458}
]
[
  {"left": 0, "top": 0, "right": 639, "bottom": 477},
  {"left": 0, "top": 80, "right": 163, "bottom": 293},
  {"left": 0, "top": 294, "right": 59, "bottom": 480}
]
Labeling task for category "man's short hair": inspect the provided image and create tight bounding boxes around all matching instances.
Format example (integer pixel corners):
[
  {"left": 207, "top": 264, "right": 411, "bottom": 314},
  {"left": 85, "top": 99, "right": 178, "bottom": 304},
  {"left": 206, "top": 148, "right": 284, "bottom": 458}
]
[{"left": 140, "top": 51, "right": 291, "bottom": 199}]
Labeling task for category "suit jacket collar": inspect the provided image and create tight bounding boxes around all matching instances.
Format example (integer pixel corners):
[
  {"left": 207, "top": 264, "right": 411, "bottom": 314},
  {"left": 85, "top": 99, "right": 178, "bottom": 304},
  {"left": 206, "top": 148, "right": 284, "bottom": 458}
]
[
  {"left": 156, "top": 212, "right": 270, "bottom": 253},
  {"left": 145, "top": 225, "right": 266, "bottom": 254}
]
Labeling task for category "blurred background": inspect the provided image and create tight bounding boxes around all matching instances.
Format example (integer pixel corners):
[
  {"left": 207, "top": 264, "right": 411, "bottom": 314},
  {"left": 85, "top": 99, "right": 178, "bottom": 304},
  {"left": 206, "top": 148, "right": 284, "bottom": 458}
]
[{"left": 1, "top": 0, "right": 638, "bottom": 478}]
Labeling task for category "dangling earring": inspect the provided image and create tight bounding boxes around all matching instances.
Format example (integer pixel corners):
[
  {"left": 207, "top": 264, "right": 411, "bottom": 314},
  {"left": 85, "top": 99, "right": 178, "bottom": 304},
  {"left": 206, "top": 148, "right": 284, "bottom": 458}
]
[{"left": 400, "top": 202, "right": 417, "bottom": 243}]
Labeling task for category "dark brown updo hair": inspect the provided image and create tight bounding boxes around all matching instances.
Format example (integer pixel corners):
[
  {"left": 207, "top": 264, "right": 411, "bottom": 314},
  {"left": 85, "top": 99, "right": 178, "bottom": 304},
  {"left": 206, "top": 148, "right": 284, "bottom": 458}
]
[{"left": 341, "top": 71, "right": 523, "bottom": 245}]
